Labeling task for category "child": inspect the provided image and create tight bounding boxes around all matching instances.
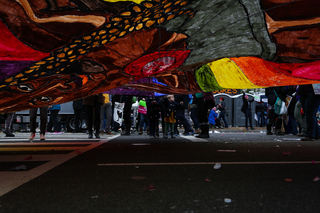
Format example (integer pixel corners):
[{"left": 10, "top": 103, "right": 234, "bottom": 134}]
[
  {"left": 209, "top": 107, "right": 221, "bottom": 128},
  {"left": 163, "top": 95, "right": 182, "bottom": 139}
]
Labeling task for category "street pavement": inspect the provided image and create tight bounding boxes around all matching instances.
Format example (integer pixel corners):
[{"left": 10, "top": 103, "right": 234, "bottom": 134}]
[{"left": 0, "top": 128, "right": 320, "bottom": 213}]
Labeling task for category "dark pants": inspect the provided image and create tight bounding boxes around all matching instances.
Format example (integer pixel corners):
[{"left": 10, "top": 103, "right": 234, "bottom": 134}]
[
  {"left": 5, "top": 112, "right": 15, "bottom": 132},
  {"left": 190, "top": 107, "right": 199, "bottom": 130},
  {"left": 175, "top": 109, "right": 193, "bottom": 133},
  {"left": 197, "top": 98, "right": 215, "bottom": 124},
  {"left": 149, "top": 118, "right": 158, "bottom": 136},
  {"left": 47, "top": 110, "right": 61, "bottom": 132},
  {"left": 74, "top": 109, "right": 82, "bottom": 132},
  {"left": 30, "top": 107, "right": 48, "bottom": 134},
  {"left": 300, "top": 93, "right": 320, "bottom": 138},
  {"left": 219, "top": 110, "right": 228, "bottom": 128},
  {"left": 245, "top": 109, "right": 253, "bottom": 129},
  {"left": 85, "top": 103, "right": 102, "bottom": 135}
]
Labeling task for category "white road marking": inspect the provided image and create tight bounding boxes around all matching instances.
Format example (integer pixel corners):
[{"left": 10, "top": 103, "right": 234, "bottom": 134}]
[
  {"left": 97, "top": 161, "right": 320, "bottom": 166},
  {"left": 180, "top": 135, "right": 208, "bottom": 142},
  {"left": 0, "top": 135, "right": 119, "bottom": 196}
]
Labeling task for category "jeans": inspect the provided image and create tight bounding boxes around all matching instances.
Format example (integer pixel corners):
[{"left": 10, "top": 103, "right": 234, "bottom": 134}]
[
  {"left": 30, "top": 107, "right": 48, "bottom": 134},
  {"left": 176, "top": 109, "right": 193, "bottom": 133},
  {"left": 257, "top": 112, "right": 265, "bottom": 127},
  {"left": 190, "top": 107, "right": 199, "bottom": 130},
  {"left": 245, "top": 109, "right": 253, "bottom": 129},
  {"left": 219, "top": 110, "right": 228, "bottom": 128},
  {"left": 300, "top": 93, "right": 320, "bottom": 138}
]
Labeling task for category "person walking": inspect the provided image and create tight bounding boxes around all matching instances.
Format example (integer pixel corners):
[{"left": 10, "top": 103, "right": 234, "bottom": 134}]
[
  {"left": 83, "top": 94, "right": 104, "bottom": 139},
  {"left": 298, "top": 84, "right": 320, "bottom": 141},
  {"left": 255, "top": 101, "right": 266, "bottom": 127},
  {"left": 138, "top": 97, "right": 148, "bottom": 135},
  {"left": 189, "top": 94, "right": 200, "bottom": 134},
  {"left": 100, "top": 93, "right": 113, "bottom": 135},
  {"left": 195, "top": 92, "right": 215, "bottom": 138},
  {"left": 121, "top": 95, "right": 133, "bottom": 136},
  {"left": 163, "top": 95, "right": 182, "bottom": 139},
  {"left": 241, "top": 91, "right": 255, "bottom": 131},
  {"left": 217, "top": 97, "right": 228, "bottom": 128},
  {"left": 29, "top": 107, "right": 48, "bottom": 140},
  {"left": 47, "top": 104, "right": 61, "bottom": 133},
  {"left": 147, "top": 97, "right": 160, "bottom": 139},
  {"left": 72, "top": 99, "right": 84, "bottom": 133},
  {"left": 174, "top": 94, "right": 195, "bottom": 136},
  {"left": 4, "top": 112, "right": 15, "bottom": 137},
  {"left": 265, "top": 86, "right": 288, "bottom": 135}
]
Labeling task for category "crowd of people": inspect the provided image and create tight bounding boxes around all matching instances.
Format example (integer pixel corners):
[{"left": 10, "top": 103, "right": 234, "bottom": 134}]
[{"left": 2, "top": 84, "right": 320, "bottom": 141}]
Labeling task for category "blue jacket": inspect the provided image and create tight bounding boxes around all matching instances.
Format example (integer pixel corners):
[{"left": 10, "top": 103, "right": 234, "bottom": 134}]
[
  {"left": 208, "top": 110, "right": 218, "bottom": 125},
  {"left": 49, "top": 104, "right": 61, "bottom": 111}
]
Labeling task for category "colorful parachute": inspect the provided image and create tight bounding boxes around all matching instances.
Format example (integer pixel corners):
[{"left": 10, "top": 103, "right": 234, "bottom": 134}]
[{"left": 0, "top": 0, "right": 320, "bottom": 112}]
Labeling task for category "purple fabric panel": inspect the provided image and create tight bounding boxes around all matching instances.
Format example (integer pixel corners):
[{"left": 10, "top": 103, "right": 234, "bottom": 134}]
[{"left": 0, "top": 61, "right": 35, "bottom": 82}]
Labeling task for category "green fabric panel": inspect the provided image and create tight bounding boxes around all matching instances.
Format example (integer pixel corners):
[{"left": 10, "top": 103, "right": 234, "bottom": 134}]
[
  {"left": 139, "top": 100, "right": 146, "bottom": 107},
  {"left": 195, "top": 65, "right": 224, "bottom": 92}
]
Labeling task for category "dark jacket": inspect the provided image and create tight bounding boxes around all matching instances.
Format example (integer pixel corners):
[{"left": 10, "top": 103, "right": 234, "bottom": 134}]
[
  {"left": 174, "top": 95, "right": 189, "bottom": 110},
  {"left": 241, "top": 93, "right": 254, "bottom": 113},
  {"left": 255, "top": 102, "right": 266, "bottom": 114},
  {"left": 82, "top": 94, "right": 104, "bottom": 106},
  {"left": 147, "top": 97, "right": 160, "bottom": 119},
  {"left": 265, "top": 86, "right": 287, "bottom": 105},
  {"left": 73, "top": 99, "right": 83, "bottom": 110},
  {"left": 164, "top": 98, "right": 181, "bottom": 118},
  {"left": 218, "top": 101, "right": 226, "bottom": 112}
]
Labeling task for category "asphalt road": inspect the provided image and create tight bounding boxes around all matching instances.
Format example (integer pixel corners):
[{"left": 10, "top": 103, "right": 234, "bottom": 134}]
[{"left": 0, "top": 130, "right": 320, "bottom": 213}]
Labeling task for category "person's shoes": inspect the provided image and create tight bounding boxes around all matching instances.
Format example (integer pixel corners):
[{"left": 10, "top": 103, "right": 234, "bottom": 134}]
[
  {"left": 121, "top": 132, "right": 130, "bottom": 136},
  {"left": 184, "top": 132, "right": 191, "bottom": 136},
  {"left": 29, "top": 133, "right": 35, "bottom": 140},
  {"left": 95, "top": 134, "right": 100, "bottom": 139},
  {"left": 154, "top": 135, "right": 159, "bottom": 139},
  {"left": 163, "top": 135, "right": 168, "bottom": 139},
  {"left": 171, "top": 134, "right": 175, "bottom": 139},
  {"left": 266, "top": 130, "right": 273, "bottom": 135},
  {"left": 4, "top": 130, "right": 15, "bottom": 137},
  {"left": 301, "top": 136, "right": 315, "bottom": 141},
  {"left": 190, "top": 130, "right": 195, "bottom": 135},
  {"left": 40, "top": 134, "right": 45, "bottom": 141},
  {"left": 276, "top": 130, "right": 285, "bottom": 135},
  {"left": 88, "top": 134, "right": 93, "bottom": 139},
  {"left": 150, "top": 136, "right": 155, "bottom": 139},
  {"left": 105, "top": 131, "right": 115, "bottom": 135},
  {"left": 297, "top": 133, "right": 306, "bottom": 137},
  {"left": 250, "top": 127, "right": 255, "bottom": 130},
  {"left": 195, "top": 129, "right": 201, "bottom": 134}
]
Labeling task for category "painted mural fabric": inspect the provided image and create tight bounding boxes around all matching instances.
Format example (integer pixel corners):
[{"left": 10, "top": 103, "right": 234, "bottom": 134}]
[{"left": 0, "top": 0, "right": 320, "bottom": 112}]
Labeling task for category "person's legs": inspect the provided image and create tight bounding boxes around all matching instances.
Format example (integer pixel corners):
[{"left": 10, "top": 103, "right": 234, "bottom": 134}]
[
  {"left": 39, "top": 107, "right": 48, "bottom": 135},
  {"left": 290, "top": 116, "right": 298, "bottom": 135},
  {"left": 220, "top": 111, "right": 228, "bottom": 128},
  {"left": 94, "top": 102, "right": 102, "bottom": 137},
  {"left": 105, "top": 102, "right": 112, "bottom": 132},
  {"left": 164, "top": 121, "right": 169, "bottom": 138},
  {"left": 170, "top": 123, "right": 175, "bottom": 138},
  {"left": 248, "top": 110, "right": 253, "bottom": 129},
  {"left": 303, "top": 93, "right": 320, "bottom": 139},
  {"left": 50, "top": 110, "right": 60, "bottom": 132},
  {"left": 176, "top": 109, "right": 193, "bottom": 133},
  {"left": 29, "top": 108, "right": 37, "bottom": 134},
  {"left": 245, "top": 111, "right": 249, "bottom": 129},
  {"left": 4, "top": 113, "right": 15, "bottom": 136},
  {"left": 100, "top": 104, "right": 106, "bottom": 132},
  {"left": 190, "top": 107, "right": 200, "bottom": 130},
  {"left": 74, "top": 109, "right": 81, "bottom": 132},
  {"left": 86, "top": 105, "right": 93, "bottom": 136}
]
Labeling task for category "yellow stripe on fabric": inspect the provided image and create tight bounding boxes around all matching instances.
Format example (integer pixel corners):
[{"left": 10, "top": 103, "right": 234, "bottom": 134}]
[
  {"left": 207, "top": 58, "right": 263, "bottom": 89},
  {"left": 102, "top": 0, "right": 150, "bottom": 3}
]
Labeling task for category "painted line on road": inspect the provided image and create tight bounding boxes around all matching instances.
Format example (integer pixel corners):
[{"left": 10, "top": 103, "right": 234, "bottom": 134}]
[
  {"left": 0, "top": 135, "right": 119, "bottom": 196},
  {"left": 98, "top": 161, "right": 320, "bottom": 166},
  {"left": 179, "top": 135, "right": 208, "bottom": 142}
]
